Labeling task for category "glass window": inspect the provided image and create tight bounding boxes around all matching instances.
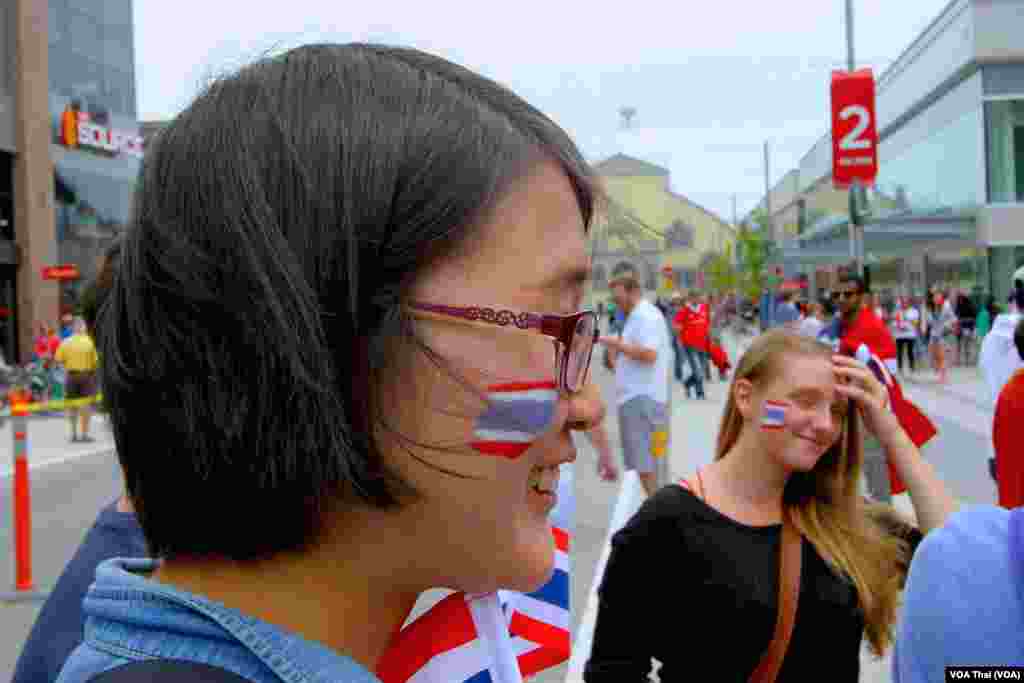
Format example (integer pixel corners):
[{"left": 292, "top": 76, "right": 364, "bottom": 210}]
[
  {"left": 48, "top": 0, "right": 66, "bottom": 46},
  {"left": 986, "top": 100, "right": 1024, "bottom": 203},
  {"left": 873, "top": 107, "right": 983, "bottom": 214},
  {"left": 67, "top": 9, "right": 101, "bottom": 62}
]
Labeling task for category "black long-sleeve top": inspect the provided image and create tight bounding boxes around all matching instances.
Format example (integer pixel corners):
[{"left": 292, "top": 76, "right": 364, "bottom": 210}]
[{"left": 584, "top": 484, "right": 922, "bottom": 682}]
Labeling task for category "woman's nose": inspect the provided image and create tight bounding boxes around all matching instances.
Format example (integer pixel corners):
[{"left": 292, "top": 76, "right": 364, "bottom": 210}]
[{"left": 565, "top": 380, "right": 606, "bottom": 431}]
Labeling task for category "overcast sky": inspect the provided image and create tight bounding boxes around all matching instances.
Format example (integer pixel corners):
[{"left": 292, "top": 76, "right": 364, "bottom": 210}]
[{"left": 133, "top": 0, "right": 953, "bottom": 222}]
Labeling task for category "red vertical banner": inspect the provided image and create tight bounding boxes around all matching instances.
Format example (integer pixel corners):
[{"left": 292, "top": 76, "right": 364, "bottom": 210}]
[{"left": 831, "top": 69, "right": 879, "bottom": 188}]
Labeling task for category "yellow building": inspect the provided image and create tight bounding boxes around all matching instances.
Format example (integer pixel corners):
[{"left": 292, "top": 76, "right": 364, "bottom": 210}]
[{"left": 589, "top": 154, "right": 735, "bottom": 294}]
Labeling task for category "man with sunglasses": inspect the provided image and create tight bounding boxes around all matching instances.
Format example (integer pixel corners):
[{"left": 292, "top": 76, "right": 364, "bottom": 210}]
[{"left": 597, "top": 263, "right": 671, "bottom": 498}]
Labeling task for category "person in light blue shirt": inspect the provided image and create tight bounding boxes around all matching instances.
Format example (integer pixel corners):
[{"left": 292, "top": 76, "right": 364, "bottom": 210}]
[
  {"left": 894, "top": 505, "right": 1024, "bottom": 682},
  {"left": 56, "top": 43, "right": 608, "bottom": 683}
]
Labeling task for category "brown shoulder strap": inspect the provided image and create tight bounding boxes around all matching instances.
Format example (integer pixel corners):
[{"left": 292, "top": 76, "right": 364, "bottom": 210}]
[{"left": 749, "top": 514, "right": 802, "bottom": 683}]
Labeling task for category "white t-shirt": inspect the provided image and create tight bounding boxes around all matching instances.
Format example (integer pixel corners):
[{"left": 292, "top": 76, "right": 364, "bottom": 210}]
[
  {"left": 798, "top": 316, "right": 825, "bottom": 339},
  {"left": 615, "top": 299, "right": 671, "bottom": 406},
  {"left": 892, "top": 308, "right": 920, "bottom": 340},
  {"left": 980, "top": 313, "right": 1024, "bottom": 408}
]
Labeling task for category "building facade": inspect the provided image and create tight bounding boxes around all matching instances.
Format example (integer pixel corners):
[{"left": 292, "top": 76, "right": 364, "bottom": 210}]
[
  {"left": 0, "top": 0, "right": 140, "bottom": 363},
  {"left": 755, "top": 0, "right": 1024, "bottom": 306},
  {"left": 589, "top": 153, "right": 735, "bottom": 297}
]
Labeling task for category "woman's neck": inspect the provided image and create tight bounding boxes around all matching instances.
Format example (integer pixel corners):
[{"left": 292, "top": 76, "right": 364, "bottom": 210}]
[
  {"left": 713, "top": 427, "right": 790, "bottom": 511},
  {"left": 149, "top": 509, "right": 422, "bottom": 673}
]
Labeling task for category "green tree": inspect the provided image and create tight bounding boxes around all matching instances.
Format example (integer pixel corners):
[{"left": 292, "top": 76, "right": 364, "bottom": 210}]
[{"left": 705, "top": 242, "right": 738, "bottom": 294}]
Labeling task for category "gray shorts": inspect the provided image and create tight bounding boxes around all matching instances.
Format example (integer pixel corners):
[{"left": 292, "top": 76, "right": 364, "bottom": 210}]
[{"left": 618, "top": 396, "right": 668, "bottom": 474}]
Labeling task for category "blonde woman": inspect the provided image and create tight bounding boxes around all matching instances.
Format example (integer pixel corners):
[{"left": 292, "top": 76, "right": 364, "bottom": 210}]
[{"left": 584, "top": 330, "right": 955, "bottom": 682}]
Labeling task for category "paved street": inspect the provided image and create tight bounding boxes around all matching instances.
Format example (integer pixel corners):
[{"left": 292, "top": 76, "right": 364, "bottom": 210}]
[
  {"left": 0, "top": 413, "right": 118, "bottom": 682},
  {"left": 567, "top": 330, "right": 996, "bottom": 683}
]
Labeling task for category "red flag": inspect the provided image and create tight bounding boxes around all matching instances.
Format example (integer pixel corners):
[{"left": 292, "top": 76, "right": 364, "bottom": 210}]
[{"left": 861, "top": 352, "right": 937, "bottom": 496}]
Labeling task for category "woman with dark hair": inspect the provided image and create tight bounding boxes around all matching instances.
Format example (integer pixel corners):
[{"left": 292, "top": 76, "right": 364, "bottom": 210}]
[
  {"left": 585, "top": 330, "right": 954, "bottom": 682},
  {"left": 56, "top": 44, "right": 604, "bottom": 683}
]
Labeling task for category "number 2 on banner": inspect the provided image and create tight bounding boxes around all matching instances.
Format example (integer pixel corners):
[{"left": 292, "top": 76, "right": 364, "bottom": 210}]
[{"left": 839, "top": 105, "right": 872, "bottom": 151}]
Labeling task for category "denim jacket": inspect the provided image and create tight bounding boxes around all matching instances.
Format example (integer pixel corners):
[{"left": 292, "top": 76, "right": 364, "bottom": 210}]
[{"left": 56, "top": 557, "right": 381, "bottom": 683}]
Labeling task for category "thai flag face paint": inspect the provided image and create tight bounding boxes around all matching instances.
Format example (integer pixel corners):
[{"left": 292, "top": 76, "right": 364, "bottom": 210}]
[
  {"left": 470, "top": 381, "right": 559, "bottom": 459},
  {"left": 761, "top": 400, "right": 789, "bottom": 431}
]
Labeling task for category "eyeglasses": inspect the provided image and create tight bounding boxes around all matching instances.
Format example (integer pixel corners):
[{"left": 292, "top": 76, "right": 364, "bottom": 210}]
[
  {"left": 405, "top": 302, "right": 599, "bottom": 395},
  {"left": 836, "top": 290, "right": 860, "bottom": 299}
]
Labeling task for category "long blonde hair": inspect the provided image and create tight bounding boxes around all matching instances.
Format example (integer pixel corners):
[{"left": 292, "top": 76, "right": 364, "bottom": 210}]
[{"left": 716, "top": 329, "right": 907, "bottom": 656}]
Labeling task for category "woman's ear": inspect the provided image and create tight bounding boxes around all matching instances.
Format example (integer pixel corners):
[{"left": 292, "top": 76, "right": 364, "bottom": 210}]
[{"left": 733, "top": 378, "right": 756, "bottom": 420}]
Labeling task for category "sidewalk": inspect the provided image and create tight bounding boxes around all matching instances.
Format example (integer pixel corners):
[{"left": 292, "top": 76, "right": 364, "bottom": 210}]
[{"left": 0, "top": 411, "right": 115, "bottom": 478}]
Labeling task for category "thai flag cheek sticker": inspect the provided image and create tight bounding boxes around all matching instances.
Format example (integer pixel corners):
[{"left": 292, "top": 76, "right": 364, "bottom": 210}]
[
  {"left": 470, "top": 381, "right": 559, "bottom": 459},
  {"left": 761, "top": 400, "right": 789, "bottom": 431}
]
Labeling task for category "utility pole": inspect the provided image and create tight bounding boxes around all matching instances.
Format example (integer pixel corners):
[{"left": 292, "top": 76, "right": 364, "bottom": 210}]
[
  {"left": 764, "top": 141, "right": 773, "bottom": 242},
  {"left": 846, "top": 0, "right": 865, "bottom": 277}
]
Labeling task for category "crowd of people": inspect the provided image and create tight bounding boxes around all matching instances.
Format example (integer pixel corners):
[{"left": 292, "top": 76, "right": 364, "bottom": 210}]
[{"left": 6, "top": 41, "right": 1023, "bottom": 683}]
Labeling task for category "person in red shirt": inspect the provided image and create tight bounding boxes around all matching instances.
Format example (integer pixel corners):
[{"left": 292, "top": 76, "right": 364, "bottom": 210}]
[
  {"left": 46, "top": 326, "right": 61, "bottom": 358},
  {"left": 835, "top": 275, "right": 897, "bottom": 374},
  {"left": 673, "top": 290, "right": 710, "bottom": 399},
  {"left": 993, "top": 317, "right": 1024, "bottom": 509},
  {"left": 32, "top": 323, "right": 49, "bottom": 362}
]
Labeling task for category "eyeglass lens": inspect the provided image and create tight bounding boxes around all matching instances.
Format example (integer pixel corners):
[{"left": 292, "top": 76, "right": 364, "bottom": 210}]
[{"left": 564, "top": 313, "right": 596, "bottom": 393}]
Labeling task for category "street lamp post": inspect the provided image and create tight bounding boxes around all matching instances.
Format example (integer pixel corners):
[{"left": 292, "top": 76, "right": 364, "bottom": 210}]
[{"left": 846, "top": 0, "right": 866, "bottom": 278}]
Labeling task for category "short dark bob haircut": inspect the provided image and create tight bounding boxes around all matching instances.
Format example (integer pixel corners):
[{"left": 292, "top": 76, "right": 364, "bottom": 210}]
[{"left": 99, "top": 44, "right": 599, "bottom": 562}]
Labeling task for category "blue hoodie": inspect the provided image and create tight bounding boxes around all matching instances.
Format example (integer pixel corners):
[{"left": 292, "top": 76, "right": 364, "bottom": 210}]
[{"left": 894, "top": 505, "right": 1024, "bottom": 682}]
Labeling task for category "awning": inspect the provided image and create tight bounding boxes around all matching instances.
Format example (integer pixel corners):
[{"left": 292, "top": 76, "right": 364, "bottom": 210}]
[{"left": 789, "top": 210, "right": 976, "bottom": 266}]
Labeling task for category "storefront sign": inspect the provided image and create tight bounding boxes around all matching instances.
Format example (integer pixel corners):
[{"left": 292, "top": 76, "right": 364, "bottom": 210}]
[
  {"left": 60, "top": 108, "right": 143, "bottom": 158},
  {"left": 41, "top": 265, "right": 80, "bottom": 281},
  {"left": 77, "top": 120, "right": 144, "bottom": 157},
  {"left": 831, "top": 69, "right": 878, "bottom": 188}
]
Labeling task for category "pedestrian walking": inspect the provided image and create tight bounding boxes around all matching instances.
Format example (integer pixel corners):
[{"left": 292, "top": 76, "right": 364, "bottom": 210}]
[
  {"left": 975, "top": 294, "right": 996, "bottom": 341},
  {"left": 596, "top": 263, "right": 671, "bottom": 498},
  {"left": 927, "top": 291, "right": 956, "bottom": 384},
  {"left": 673, "top": 290, "right": 710, "bottom": 399},
  {"left": 585, "top": 330, "right": 955, "bottom": 682},
  {"left": 991, "top": 317, "right": 1024, "bottom": 509},
  {"left": 954, "top": 290, "right": 977, "bottom": 366},
  {"left": 669, "top": 292, "right": 685, "bottom": 384},
  {"left": 54, "top": 43, "right": 605, "bottom": 683},
  {"left": 55, "top": 317, "right": 99, "bottom": 443},
  {"left": 892, "top": 298, "right": 920, "bottom": 376}
]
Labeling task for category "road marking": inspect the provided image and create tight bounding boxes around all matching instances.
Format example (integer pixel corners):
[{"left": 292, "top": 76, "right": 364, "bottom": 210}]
[
  {"left": 566, "top": 470, "right": 644, "bottom": 683},
  {"left": 0, "top": 446, "right": 115, "bottom": 479}
]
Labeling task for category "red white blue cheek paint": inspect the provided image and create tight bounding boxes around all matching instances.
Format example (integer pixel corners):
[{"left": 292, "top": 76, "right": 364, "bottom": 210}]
[
  {"left": 470, "top": 380, "right": 559, "bottom": 459},
  {"left": 761, "top": 400, "right": 789, "bottom": 431}
]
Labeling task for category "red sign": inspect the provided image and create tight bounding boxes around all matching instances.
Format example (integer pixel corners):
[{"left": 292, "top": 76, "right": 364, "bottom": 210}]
[
  {"left": 41, "top": 265, "right": 80, "bottom": 281},
  {"left": 831, "top": 69, "right": 878, "bottom": 188}
]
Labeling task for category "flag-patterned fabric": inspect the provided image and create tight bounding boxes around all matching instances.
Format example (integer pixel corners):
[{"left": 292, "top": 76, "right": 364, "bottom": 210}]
[
  {"left": 470, "top": 382, "right": 559, "bottom": 459},
  {"left": 855, "top": 344, "right": 938, "bottom": 496},
  {"left": 761, "top": 400, "right": 788, "bottom": 430},
  {"left": 377, "top": 464, "right": 573, "bottom": 683}
]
